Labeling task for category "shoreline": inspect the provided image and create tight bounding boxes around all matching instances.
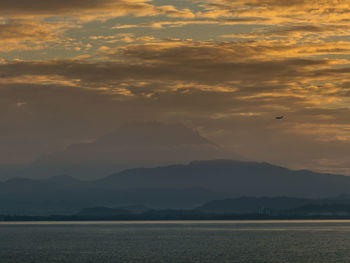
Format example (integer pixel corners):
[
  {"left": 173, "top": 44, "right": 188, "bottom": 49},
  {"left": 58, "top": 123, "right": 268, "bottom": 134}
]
[{"left": 3, "top": 215, "right": 350, "bottom": 222}]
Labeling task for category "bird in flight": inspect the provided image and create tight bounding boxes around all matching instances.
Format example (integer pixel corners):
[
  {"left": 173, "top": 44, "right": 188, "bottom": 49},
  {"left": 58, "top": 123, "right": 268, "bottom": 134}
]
[{"left": 275, "top": 116, "right": 284, "bottom": 120}]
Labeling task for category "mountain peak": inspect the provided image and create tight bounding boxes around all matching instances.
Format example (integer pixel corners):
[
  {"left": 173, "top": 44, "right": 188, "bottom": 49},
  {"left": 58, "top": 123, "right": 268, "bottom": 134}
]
[
  {"left": 190, "top": 159, "right": 247, "bottom": 165},
  {"left": 29, "top": 122, "right": 242, "bottom": 179},
  {"left": 96, "top": 121, "right": 216, "bottom": 147}
]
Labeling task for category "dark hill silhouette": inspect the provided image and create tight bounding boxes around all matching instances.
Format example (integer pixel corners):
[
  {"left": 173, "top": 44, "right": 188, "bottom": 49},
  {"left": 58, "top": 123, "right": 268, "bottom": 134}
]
[
  {"left": 77, "top": 207, "right": 131, "bottom": 217},
  {"left": 97, "top": 160, "right": 350, "bottom": 198},
  {"left": 1, "top": 160, "right": 350, "bottom": 215},
  {"left": 77, "top": 205, "right": 151, "bottom": 217},
  {"left": 289, "top": 203, "right": 350, "bottom": 216},
  {"left": 196, "top": 197, "right": 316, "bottom": 214}
]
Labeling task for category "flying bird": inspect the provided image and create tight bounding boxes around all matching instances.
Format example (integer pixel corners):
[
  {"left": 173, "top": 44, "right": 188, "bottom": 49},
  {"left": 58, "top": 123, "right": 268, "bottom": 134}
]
[{"left": 275, "top": 116, "right": 284, "bottom": 120}]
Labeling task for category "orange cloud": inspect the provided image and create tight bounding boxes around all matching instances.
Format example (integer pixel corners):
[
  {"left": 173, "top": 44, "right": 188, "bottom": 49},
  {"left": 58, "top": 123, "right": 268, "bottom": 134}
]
[{"left": 0, "top": 0, "right": 195, "bottom": 20}]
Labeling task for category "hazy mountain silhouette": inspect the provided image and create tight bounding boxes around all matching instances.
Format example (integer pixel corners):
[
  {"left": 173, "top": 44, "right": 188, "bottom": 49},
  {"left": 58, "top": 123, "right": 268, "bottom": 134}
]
[
  {"left": 288, "top": 203, "right": 350, "bottom": 216},
  {"left": 77, "top": 205, "right": 151, "bottom": 217},
  {"left": 196, "top": 197, "right": 316, "bottom": 214},
  {"left": 2, "top": 160, "right": 350, "bottom": 215},
  {"left": 96, "top": 160, "right": 350, "bottom": 198},
  {"left": 74, "top": 198, "right": 350, "bottom": 220},
  {"left": 26, "top": 122, "right": 241, "bottom": 179}
]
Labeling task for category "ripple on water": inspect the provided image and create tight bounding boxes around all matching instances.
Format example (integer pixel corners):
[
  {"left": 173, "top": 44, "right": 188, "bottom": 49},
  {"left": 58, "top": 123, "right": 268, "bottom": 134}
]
[{"left": 0, "top": 220, "right": 349, "bottom": 263}]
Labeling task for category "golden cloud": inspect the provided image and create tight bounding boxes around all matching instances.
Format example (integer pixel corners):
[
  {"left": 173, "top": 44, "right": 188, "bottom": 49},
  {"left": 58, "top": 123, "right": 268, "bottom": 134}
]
[{"left": 0, "top": 0, "right": 195, "bottom": 20}]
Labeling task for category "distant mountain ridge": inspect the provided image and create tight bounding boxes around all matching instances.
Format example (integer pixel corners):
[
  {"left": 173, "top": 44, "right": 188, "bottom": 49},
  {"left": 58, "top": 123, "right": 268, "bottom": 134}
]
[
  {"left": 97, "top": 159, "right": 350, "bottom": 198},
  {"left": 1, "top": 160, "right": 350, "bottom": 215},
  {"left": 76, "top": 197, "right": 350, "bottom": 219},
  {"left": 196, "top": 197, "right": 315, "bottom": 214},
  {"left": 13, "top": 122, "right": 241, "bottom": 180}
]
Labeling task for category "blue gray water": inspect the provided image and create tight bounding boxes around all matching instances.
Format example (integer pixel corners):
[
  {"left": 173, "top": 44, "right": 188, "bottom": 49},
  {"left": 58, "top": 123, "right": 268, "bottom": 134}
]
[{"left": 0, "top": 220, "right": 349, "bottom": 262}]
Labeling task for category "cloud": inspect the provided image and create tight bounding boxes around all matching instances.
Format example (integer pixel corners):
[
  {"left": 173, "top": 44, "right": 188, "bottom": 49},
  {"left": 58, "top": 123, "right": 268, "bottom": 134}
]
[
  {"left": 0, "top": 1, "right": 195, "bottom": 51},
  {"left": 0, "top": 20, "right": 68, "bottom": 52},
  {"left": 1, "top": 52, "right": 350, "bottom": 174},
  {"left": 0, "top": 40, "right": 347, "bottom": 131},
  {"left": 194, "top": 0, "right": 350, "bottom": 42},
  {"left": 0, "top": 0, "right": 195, "bottom": 20},
  {"left": 197, "top": 0, "right": 350, "bottom": 20},
  {"left": 1, "top": 0, "right": 350, "bottom": 175},
  {"left": 0, "top": 39, "right": 348, "bottom": 97},
  {"left": 114, "top": 17, "right": 263, "bottom": 29}
]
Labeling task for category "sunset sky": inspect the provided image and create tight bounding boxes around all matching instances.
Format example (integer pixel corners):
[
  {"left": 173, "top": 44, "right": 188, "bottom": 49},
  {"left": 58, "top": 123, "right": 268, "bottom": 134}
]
[{"left": 2, "top": 0, "right": 350, "bottom": 175}]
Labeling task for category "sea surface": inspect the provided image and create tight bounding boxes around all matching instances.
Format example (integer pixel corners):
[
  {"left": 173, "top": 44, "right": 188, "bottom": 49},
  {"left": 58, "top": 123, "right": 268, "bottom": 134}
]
[{"left": 0, "top": 220, "right": 350, "bottom": 262}]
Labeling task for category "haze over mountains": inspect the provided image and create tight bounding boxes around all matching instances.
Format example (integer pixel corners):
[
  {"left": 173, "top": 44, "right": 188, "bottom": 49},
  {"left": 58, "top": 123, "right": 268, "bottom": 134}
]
[
  {"left": 2, "top": 121, "right": 350, "bottom": 217},
  {"left": 2, "top": 122, "right": 241, "bottom": 180},
  {"left": 2, "top": 160, "right": 350, "bottom": 216}
]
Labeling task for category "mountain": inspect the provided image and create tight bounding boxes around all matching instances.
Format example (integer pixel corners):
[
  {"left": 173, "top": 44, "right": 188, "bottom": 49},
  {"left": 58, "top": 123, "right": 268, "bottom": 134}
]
[
  {"left": 24, "top": 122, "right": 241, "bottom": 179},
  {"left": 0, "top": 174, "right": 221, "bottom": 215},
  {"left": 97, "top": 159, "right": 350, "bottom": 198},
  {"left": 68, "top": 199, "right": 350, "bottom": 220},
  {"left": 77, "top": 207, "right": 132, "bottom": 217},
  {"left": 77, "top": 205, "right": 151, "bottom": 217},
  {"left": 1, "top": 160, "right": 350, "bottom": 215},
  {"left": 288, "top": 203, "right": 350, "bottom": 216},
  {"left": 196, "top": 197, "right": 316, "bottom": 214}
]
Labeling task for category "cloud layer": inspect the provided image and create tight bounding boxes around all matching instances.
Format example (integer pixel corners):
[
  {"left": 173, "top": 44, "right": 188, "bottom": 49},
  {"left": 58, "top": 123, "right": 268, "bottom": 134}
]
[{"left": 1, "top": 0, "right": 350, "bottom": 175}]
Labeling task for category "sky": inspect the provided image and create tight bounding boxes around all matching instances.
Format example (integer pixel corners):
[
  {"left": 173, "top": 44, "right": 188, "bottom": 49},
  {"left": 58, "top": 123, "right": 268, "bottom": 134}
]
[{"left": 2, "top": 0, "right": 350, "bottom": 175}]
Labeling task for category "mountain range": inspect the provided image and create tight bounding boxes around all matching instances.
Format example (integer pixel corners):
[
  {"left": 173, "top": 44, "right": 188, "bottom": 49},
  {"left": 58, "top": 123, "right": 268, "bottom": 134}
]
[
  {"left": 2, "top": 159, "right": 350, "bottom": 215},
  {"left": 0, "top": 122, "right": 241, "bottom": 180}
]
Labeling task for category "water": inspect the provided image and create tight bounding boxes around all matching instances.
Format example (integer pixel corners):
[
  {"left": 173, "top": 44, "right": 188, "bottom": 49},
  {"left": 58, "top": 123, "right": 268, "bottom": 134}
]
[{"left": 0, "top": 220, "right": 349, "bottom": 262}]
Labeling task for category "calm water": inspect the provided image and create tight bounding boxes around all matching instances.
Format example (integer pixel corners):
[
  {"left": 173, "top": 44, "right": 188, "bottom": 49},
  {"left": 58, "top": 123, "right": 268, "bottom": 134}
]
[{"left": 0, "top": 220, "right": 350, "bottom": 262}]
